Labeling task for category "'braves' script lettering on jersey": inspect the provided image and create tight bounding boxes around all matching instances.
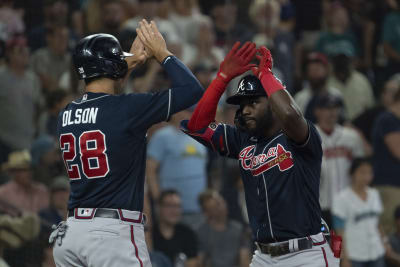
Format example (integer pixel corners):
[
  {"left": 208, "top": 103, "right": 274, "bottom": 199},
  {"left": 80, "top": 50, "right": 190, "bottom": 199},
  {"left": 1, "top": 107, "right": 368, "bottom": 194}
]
[
  {"left": 62, "top": 108, "right": 99, "bottom": 127},
  {"left": 238, "top": 143, "right": 294, "bottom": 176}
]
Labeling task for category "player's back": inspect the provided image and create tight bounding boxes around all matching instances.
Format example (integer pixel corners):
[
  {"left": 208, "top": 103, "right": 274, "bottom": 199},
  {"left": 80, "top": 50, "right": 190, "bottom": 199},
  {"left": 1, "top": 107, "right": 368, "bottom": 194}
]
[{"left": 58, "top": 92, "right": 165, "bottom": 212}]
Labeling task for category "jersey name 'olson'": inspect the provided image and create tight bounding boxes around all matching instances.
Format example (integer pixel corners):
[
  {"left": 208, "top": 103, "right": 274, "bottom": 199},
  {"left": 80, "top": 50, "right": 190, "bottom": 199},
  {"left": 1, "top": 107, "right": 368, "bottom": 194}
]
[{"left": 62, "top": 107, "right": 99, "bottom": 126}]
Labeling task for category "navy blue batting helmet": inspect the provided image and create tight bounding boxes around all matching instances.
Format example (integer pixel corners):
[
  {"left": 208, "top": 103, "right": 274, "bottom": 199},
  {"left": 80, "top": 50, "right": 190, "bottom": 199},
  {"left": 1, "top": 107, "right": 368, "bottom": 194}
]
[
  {"left": 73, "top": 33, "right": 133, "bottom": 80},
  {"left": 226, "top": 75, "right": 266, "bottom": 105}
]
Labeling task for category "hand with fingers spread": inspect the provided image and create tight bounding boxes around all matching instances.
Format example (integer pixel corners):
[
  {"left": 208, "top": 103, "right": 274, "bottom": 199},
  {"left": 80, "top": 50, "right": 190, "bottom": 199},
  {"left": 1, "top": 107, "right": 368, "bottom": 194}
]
[
  {"left": 125, "top": 35, "right": 149, "bottom": 69},
  {"left": 218, "top": 41, "right": 257, "bottom": 83},
  {"left": 136, "top": 19, "right": 172, "bottom": 63},
  {"left": 252, "top": 45, "right": 285, "bottom": 97},
  {"left": 252, "top": 46, "right": 273, "bottom": 79}
]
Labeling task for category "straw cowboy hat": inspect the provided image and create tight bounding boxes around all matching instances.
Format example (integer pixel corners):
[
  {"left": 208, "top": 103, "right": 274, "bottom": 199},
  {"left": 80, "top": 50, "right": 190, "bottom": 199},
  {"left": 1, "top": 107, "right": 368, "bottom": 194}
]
[
  {"left": 0, "top": 214, "right": 40, "bottom": 248},
  {"left": 1, "top": 150, "right": 31, "bottom": 171}
]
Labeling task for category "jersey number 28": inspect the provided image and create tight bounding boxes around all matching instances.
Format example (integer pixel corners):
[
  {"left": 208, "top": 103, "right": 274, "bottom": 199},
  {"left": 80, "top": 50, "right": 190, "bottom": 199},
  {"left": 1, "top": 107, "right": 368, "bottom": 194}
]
[{"left": 60, "top": 130, "right": 110, "bottom": 180}]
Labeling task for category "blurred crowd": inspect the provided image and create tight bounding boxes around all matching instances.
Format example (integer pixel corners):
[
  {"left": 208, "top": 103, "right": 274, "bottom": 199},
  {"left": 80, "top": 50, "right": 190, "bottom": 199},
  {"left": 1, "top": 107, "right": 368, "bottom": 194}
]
[{"left": 0, "top": 0, "right": 400, "bottom": 266}]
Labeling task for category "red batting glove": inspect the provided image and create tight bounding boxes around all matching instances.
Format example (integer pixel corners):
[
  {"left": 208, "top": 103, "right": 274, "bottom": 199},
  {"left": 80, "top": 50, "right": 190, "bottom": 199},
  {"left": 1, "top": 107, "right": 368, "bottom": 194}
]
[
  {"left": 218, "top": 41, "right": 257, "bottom": 83},
  {"left": 252, "top": 46, "right": 284, "bottom": 97}
]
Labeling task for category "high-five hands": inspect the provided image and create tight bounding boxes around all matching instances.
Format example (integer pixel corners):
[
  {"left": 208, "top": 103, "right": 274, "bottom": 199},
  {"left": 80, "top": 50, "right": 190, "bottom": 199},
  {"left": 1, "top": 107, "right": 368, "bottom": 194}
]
[
  {"left": 136, "top": 19, "right": 172, "bottom": 63},
  {"left": 218, "top": 41, "right": 257, "bottom": 83},
  {"left": 125, "top": 35, "right": 149, "bottom": 70},
  {"left": 252, "top": 46, "right": 273, "bottom": 79}
]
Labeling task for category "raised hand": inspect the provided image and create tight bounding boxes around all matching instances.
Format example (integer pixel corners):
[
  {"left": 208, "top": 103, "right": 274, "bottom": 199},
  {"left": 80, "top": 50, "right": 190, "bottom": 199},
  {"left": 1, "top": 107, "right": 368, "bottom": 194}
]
[
  {"left": 125, "top": 35, "right": 149, "bottom": 70},
  {"left": 136, "top": 19, "right": 172, "bottom": 63},
  {"left": 252, "top": 46, "right": 273, "bottom": 78},
  {"left": 218, "top": 41, "right": 257, "bottom": 82}
]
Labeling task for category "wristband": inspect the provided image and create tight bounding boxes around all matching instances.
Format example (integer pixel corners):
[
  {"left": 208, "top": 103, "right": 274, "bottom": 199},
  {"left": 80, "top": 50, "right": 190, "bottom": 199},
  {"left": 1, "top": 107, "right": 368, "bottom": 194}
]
[{"left": 259, "top": 71, "right": 284, "bottom": 97}]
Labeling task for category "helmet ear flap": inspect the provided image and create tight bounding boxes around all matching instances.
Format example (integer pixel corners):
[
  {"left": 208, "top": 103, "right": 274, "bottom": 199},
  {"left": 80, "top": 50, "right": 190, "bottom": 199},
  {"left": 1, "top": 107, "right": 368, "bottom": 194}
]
[{"left": 103, "top": 59, "right": 128, "bottom": 79}]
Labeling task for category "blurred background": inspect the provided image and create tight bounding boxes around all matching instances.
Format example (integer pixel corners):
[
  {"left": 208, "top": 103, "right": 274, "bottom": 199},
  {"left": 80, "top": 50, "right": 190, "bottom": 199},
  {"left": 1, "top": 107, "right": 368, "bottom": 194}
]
[{"left": 0, "top": 0, "right": 400, "bottom": 266}]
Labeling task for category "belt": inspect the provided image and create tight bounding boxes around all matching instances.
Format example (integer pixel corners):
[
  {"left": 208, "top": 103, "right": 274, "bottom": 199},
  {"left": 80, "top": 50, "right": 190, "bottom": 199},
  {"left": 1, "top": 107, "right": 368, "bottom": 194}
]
[
  {"left": 68, "top": 208, "right": 146, "bottom": 224},
  {"left": 256, "top": 237, "right": 314, "bottom": 257}
]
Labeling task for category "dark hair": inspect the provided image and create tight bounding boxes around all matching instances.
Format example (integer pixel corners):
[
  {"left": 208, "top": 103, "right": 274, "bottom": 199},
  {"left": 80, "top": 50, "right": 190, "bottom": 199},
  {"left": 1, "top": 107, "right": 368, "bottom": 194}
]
[
  {"left": 158, "top": 189, "right": 180, "bottom": 205},
  {"left": 46, "top": 89, "right": 68, "bottom": 109},
  {"left": 198, "top": 189, "right": 218, "bottom": 210},
  {"left": 349, "top": 157, "right": 372, "bottom": 176}
]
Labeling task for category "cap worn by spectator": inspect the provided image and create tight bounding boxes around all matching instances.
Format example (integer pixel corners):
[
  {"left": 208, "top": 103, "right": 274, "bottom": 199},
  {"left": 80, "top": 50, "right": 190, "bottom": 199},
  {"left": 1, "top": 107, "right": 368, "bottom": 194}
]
[
  {"left": 307, "top": 52, "right": 329, "bottom": 67},
  {"left": 1, "top": 150, "right": 31, "bottom": 171},
  {"left": 315, "top": 93, "right": 344, "bottom": 109}
]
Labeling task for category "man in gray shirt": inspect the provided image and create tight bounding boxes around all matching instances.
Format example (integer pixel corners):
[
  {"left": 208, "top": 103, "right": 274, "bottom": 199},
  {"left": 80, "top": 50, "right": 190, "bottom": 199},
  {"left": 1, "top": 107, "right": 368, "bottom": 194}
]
[
  {"left": 197, "top": 190, "right": 251, "bottom": 267},
  {"left": 0, "top": 36, "right": 41, "bottom": 164}
]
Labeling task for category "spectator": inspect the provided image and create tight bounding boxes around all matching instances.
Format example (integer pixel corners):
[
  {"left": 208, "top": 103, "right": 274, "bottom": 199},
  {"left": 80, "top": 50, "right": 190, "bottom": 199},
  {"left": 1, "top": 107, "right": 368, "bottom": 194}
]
[
  {"left": 372, "top": 84, "right": 400, "bottom": 234},
  {"left": 99, "top": 0, "right": 126, "bottom": 36},
  {"left": 386, "top": 205, "right": 400, "bottom": 267},
  {"left": 152, "top": 190, "right": 199, "bottom": 267},
  {"left": 0, "top": 150, "right": 49, "bottom": 213},
  {"left": 192, "top": 63, "right": 216, "bottom": 90},
  {"left": 382, "top": 1, "right": 400, "bottom": 79},
  {"left": 168, "top": 0, "right": 206, "bottom": 44},
  {"left": 123, "top": 0, "right": 179, "bottom": 45},
  {"left": 197, "top": 189, "right": 251, "bottom": 267},
  {"left": 31, "top": 25, "right": 71, "bottom": 93},
  {"left": 249, "top": 0, "right": 295, "bottom": 92},
  {"left": 353, "top": 74, "right": 400, "bottom": 150},
  {"left": 0, "top": 0, "right": 24, "bottom": 40},
  {"left": 332, "top": 157, "right": 386, "bottom": 267},
  {"left": 294, "top": 52, "right": 342, "bottom": 123},
  {"left": 316, "top": 2, "right": 359, "bottom": 60},
  {"left": 0, "top": 36, "right": 41, "bottom": 164},
  {"left": 27, "top": 0, "right": 77, "bottom": 52},
  {"left": 0, "top": 214, "right": 40, "bottom": 267},
  {"left": 209, "top": 0, "right": 254, "bottom": 49},
  {"left": 39, "top": 175, "right": 70, "bottom": 226},
  {"left": 187, "top": 16, "right": 224, "bottom": 69},
  {"left": 147, "top": 109, "right": 207, "bottom": 229},
  {"left": 327, "top": 53, "right": 375, "bottom": 120},
  {"left": 31, "top": 135, "right": 64, "bottom": 186},
  {"left": 315, "top": 93, "right": 365, "bottom": 227},
  {"left": 37, "top": 89, "right": 71, "bottom": 138}
]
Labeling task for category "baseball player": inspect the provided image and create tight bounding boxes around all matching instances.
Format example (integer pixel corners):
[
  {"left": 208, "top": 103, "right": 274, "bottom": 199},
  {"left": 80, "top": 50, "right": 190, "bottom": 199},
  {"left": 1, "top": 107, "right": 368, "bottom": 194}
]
[
  {"left": 181, "top": 42, "right": 340, "bottom": 266},
  {"left": 51, "top": 20, "right": 203, "bottom": 267}
]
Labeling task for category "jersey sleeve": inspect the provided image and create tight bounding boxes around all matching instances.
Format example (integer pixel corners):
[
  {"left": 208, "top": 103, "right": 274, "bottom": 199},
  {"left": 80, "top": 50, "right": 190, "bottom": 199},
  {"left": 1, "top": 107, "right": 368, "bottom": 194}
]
[
  {"left": 124, "top": 91, "right": 173, "bottom": 131},
  {"left": 288, "top": 121, "right": 323, "bottom": 159},
  {"left": 180, "top": 120, "right": 247, "bottom": 159},
  {"left": 125, "top": 56, "right": 203, "bottom": 131}
]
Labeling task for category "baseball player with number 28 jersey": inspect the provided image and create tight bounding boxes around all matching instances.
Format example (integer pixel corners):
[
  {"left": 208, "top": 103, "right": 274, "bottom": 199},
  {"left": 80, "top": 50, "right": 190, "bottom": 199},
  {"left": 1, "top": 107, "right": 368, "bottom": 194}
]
[
  {"left": 51, "top": 20, "right": 203, "bottom": 267},
  {"left": 181, "top": 42, "right": 340, "bottom": 266}
]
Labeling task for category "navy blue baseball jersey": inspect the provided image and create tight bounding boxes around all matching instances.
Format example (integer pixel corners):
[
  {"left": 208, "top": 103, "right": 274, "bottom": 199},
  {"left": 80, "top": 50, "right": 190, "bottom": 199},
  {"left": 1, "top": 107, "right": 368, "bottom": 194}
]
[
  {"left": 181, "top": 120, "right": 322, "bottom": 243},
  {"left": 57, "top": 56, "right": 203, "bottom": 212}
]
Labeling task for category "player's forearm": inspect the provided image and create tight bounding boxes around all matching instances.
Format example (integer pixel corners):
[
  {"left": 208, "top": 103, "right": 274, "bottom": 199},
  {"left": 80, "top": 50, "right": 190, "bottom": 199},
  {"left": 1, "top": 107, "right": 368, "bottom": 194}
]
[
  {"left": 187, "top": 76, "right": 227, "bottom": 131},
  {"left": 162, "top": 55, "right": 202, "bottom": 89},
  {"left": 162, "top": 56, "right": 204, "bottom": 113},
  {"left": 266, "top": 88, "right": 308, "bottom": 144}
]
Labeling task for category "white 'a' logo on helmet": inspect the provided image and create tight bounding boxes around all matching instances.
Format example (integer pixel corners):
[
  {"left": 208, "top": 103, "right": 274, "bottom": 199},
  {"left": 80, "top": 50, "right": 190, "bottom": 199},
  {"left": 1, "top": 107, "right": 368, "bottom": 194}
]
[{"left": 238, "top": 80, "right": 246, "bottom": 92}]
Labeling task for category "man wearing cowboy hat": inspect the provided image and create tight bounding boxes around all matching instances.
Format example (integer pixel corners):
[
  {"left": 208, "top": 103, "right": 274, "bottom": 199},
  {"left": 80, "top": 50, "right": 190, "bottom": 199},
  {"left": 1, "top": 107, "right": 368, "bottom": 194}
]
[{"left": 0, "top": 150, "right": 49, "bottom": 213}]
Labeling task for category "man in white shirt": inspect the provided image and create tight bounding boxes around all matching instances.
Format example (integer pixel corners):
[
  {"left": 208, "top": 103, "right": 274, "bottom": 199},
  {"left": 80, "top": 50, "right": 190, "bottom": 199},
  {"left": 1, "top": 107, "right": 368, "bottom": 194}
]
[{"left": 314, "top": 94, "right": 365, "bottom": 227}]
